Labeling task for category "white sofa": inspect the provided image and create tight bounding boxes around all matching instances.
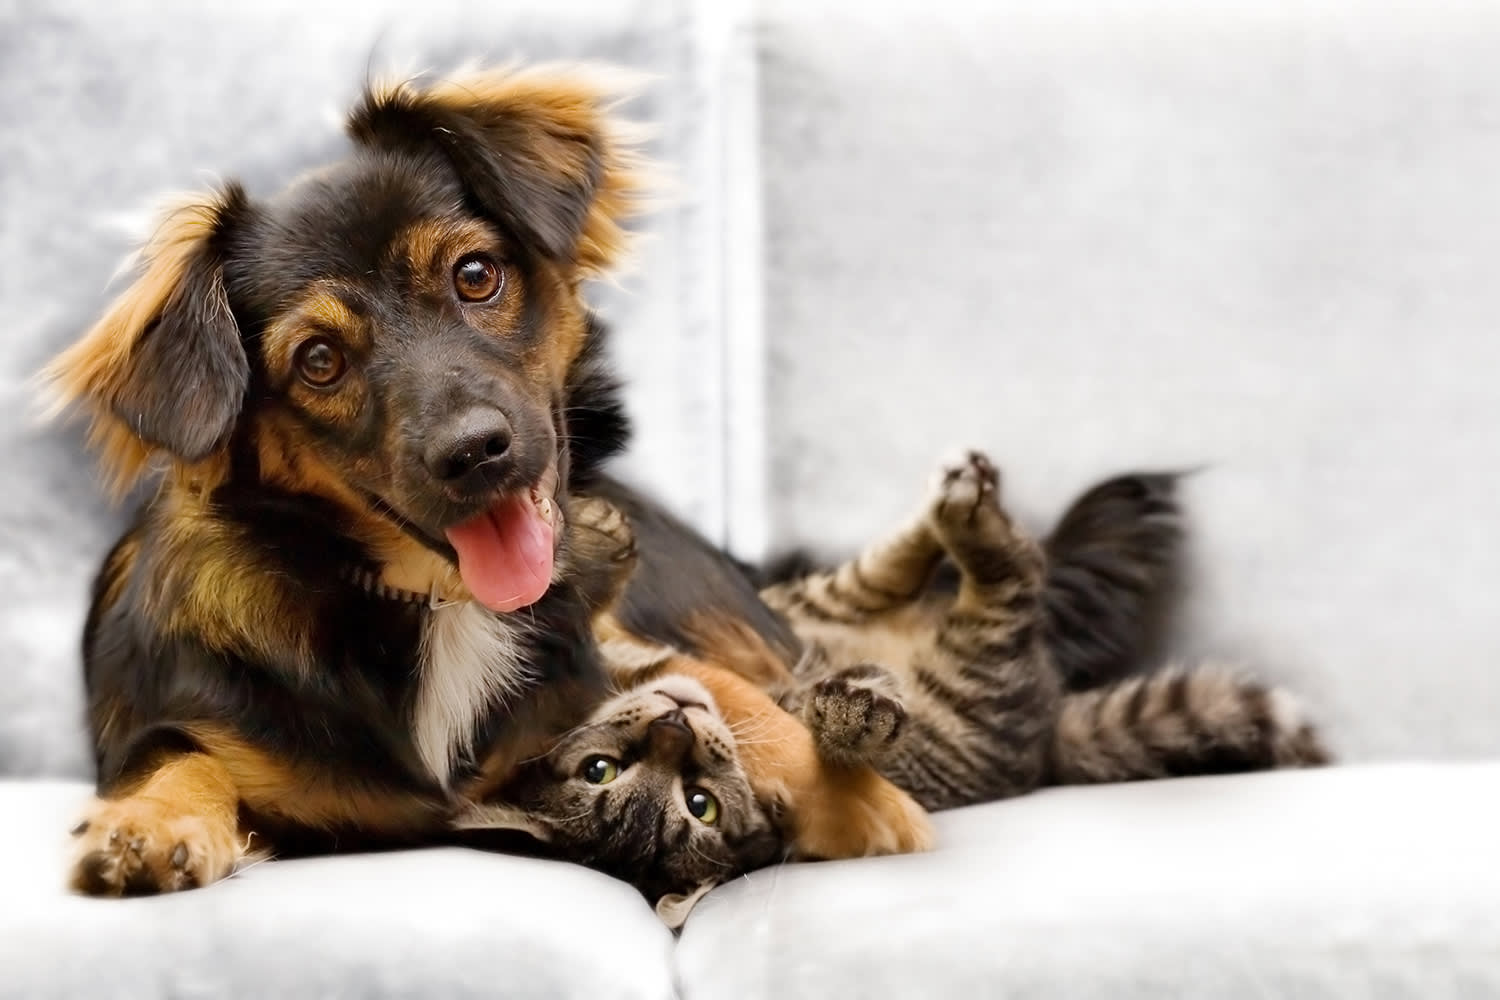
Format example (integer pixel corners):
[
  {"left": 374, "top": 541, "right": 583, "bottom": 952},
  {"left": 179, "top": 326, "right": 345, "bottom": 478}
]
[{"left": 2, "top": 2, "right": 1496, "bottom": 997}]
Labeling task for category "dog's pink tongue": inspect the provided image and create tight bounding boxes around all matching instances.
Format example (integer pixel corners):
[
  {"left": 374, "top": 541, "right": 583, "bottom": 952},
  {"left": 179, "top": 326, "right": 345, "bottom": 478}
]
[{"left": 445, "top": 495, "right": 555, "bottom": 613}]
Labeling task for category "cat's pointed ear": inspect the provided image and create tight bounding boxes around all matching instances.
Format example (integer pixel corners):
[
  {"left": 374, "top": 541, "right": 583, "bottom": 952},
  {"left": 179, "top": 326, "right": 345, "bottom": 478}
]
[{"left": 654, "top": 882, "right": 715, "bottom": 930}]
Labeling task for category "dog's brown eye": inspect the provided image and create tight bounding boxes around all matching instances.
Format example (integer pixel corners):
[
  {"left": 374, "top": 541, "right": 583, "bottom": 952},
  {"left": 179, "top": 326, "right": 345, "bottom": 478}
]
[
  {"left": 454, "top": 254, "right": 502, "bottom": 302},
  {"left": 294, "top": 337, "right": 347, "bottom": 388}
]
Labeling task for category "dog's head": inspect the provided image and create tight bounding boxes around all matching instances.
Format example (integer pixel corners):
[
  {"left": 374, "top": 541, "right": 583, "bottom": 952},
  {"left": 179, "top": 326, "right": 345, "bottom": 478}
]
[{"left": 44, "top": 66, "right": 651, "bottom": 612}]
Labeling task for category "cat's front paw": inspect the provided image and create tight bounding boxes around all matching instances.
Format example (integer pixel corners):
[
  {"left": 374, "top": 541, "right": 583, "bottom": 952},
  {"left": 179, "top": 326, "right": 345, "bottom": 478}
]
[
  {"left": 570, "top": 495, "right": 638, "bottom": 567},
  {"left": 804, "top": 664, "right": 906, "bottom": 764},
  {"left": 929, "top": 449, "right": 1003, "bottom": 528},
  {"left": 928, "top": 450, "right": 1043, "bottom": 583},
  {"left": 69, "top": 796, "right": 243, "bottom": 896}
]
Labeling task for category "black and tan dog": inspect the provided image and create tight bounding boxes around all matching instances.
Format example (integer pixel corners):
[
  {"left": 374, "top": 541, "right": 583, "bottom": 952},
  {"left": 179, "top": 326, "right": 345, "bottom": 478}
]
[{"left": 42, "top": 64, "right": 791, "bottom": 895}]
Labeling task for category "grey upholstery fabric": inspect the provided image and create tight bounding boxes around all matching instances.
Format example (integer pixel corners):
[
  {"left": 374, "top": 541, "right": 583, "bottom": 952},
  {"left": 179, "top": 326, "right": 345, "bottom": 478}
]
[
  {"left": 679, "top": 762, "right": 1500, "bottom": 999},
  {"left": 0, "top": 781, "right": 676, "bottom": 1000}
]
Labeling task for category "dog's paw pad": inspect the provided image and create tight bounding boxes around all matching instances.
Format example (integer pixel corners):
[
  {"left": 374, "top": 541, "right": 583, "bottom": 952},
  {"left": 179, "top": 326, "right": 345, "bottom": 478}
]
[{"left": 68, "top": 798, "right": 240, "bottom": 896}]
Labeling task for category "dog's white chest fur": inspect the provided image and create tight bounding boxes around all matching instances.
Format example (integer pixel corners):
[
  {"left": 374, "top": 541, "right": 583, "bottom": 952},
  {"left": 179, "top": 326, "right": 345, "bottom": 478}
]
[{"left": 412, "top": 601, "right": 533, "bottom": 786}]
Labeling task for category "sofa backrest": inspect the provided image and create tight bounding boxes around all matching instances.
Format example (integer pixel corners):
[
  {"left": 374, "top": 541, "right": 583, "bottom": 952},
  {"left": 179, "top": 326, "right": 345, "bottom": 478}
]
[{"left": 750, "top": 0, "right": 1500, "bottom": 760}]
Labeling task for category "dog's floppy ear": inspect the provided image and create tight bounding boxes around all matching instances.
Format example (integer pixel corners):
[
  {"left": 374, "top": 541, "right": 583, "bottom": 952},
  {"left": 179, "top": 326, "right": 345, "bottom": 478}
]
[
  {"left": 347, "top": 65, "right": 653, "bottom": 276},
  {"left": 41, "top": 186, "right": 251, "bottom": 495}
]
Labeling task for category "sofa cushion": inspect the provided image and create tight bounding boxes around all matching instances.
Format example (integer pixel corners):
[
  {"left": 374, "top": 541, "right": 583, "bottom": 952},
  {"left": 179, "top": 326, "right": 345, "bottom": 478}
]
[
  {"left": 0, "top": 781, "right": 676, "bottom": 1000},
  {"left": 677, "top": 762, "right": 1500, "bottom": 999}
]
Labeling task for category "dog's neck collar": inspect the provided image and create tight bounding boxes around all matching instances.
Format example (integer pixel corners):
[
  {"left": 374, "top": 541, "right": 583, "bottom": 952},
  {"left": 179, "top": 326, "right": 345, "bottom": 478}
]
[{"left": 341, "top": 565, "right": 465, "bottom": 610}]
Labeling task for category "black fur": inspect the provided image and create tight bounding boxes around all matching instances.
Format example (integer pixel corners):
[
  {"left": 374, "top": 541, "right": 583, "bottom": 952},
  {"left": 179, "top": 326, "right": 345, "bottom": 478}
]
[
  {"left": 109, "top": 186, "right": 253, "bottom": 461},
  {"left": 347, "top": 84, "right": 601, "bottom": 260}
]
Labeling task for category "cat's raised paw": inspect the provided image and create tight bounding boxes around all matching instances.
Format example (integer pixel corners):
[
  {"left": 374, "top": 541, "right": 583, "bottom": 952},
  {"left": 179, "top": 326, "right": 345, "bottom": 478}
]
[
  {"left": 804, "top": 664, "right": 907, "bottom": 764},
  {"left": 69, "top": 796, "right": 243, "bottom": 896},
  {"left": 570, "top": 495, "right": 638, "bottom": 567},
  {"left": 930, "top": 449, "right": 1003, "bottom": 528}
]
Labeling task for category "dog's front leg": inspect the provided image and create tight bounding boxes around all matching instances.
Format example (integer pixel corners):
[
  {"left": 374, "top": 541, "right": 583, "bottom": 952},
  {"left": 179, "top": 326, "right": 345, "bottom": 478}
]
[{"left": 69, "top": 751, "right": 246, "bottom": 895}]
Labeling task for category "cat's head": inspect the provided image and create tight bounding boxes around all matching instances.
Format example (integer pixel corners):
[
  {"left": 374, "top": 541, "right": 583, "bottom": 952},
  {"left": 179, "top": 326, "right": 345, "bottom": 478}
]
[{"left": 500, "top": 672, "right": 786, "bottom": 927}]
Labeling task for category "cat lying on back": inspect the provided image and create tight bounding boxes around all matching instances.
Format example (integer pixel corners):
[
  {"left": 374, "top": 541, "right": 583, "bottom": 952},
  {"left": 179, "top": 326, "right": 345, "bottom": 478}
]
[
  {"left": 459, "top": 450, "right": 1327, "bottom": 924},
  {"left": 455, "top": 497, "right": 933, "bottom": 926},
  {"left": 758, "top": 451, "right": 1326, "bottom": 811}
]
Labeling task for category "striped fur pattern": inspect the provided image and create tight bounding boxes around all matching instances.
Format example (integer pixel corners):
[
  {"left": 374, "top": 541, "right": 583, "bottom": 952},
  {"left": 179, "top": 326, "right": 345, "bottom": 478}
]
[
  {"left": 762, "top": 450, "right": 1328, "bottom": 812},
  {"left": 762, "top": 450, "right": 1059, "bottom": 810},
  {"left": 757, "top": 470, "right": 1190, "bottom": 694},
  {"left": 1051, "top": 666, "right": 1327, "bottom": 784}
]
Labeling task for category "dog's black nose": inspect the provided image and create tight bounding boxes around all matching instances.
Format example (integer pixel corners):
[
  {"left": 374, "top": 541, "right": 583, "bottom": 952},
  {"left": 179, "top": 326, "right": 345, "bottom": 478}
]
[{"left": 425, "top": 408, "right": 513, "bottom": 486}]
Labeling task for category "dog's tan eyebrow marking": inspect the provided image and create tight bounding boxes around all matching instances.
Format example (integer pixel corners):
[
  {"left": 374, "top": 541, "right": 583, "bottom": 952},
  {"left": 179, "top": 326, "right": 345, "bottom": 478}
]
[
  {"left": 262, "top": 285, "right": 370, "bottom": 377},
  {"left": 394, "top": 219, "right": 507, "bottom": 278},
  {"left": 301, "top": 290, "right": 366, "bottom": 338}
]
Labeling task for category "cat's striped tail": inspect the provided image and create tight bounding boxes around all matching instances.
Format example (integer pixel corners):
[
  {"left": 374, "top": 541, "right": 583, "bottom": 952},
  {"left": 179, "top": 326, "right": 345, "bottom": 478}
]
[
  {"left": 1050, "top": 665, "right": 1329, "bottom": 784},
  {"left": 1042, "top": 471, "right": 1185, "bottom": 691}
]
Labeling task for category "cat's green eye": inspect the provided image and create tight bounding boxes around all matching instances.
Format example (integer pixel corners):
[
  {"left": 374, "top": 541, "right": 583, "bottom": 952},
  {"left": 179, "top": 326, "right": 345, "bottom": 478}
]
[
  {"left": 685, "top": 787, "right": 719, "bottom": 825},
  {"left": 581, "top": 756, "right": 620, "bottom": 785}
]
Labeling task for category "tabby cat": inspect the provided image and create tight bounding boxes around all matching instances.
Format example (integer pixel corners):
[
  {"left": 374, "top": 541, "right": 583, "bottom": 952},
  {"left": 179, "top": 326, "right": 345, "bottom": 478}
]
[
  {"left": 455, "top": 497, "right": 932, "bottom": 927},
  {"left": 760, "top": 450, "right": 1327, "bottom": 812},
  {"left": 459, "top": 450, "right": 1326, "bottom": 922}
]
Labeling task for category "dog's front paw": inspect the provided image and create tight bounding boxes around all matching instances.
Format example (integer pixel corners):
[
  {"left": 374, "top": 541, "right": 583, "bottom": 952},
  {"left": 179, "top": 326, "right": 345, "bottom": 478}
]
[
  {"left": 804, "top": 664, "right": 907, "bottom": 764},
  {"left": 69, "top": 796, "right": 243, "bottom": 896}
]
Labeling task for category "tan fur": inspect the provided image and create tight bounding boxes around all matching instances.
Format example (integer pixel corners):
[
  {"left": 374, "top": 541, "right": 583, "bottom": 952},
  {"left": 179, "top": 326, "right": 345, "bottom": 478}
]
[
  {"left": 148, "top": 493, "right": 318, "bottom": 674},
  {"left": 184, "top": 727, "right": 444, "bottom": 836},
  {"left": 261, "top": 285, "right": 370, "bottom": 364},
  {"left": 663, "top": 657, "right": 934, "bottom": 859},
  {"left": 70, "top": 752, "right": 244, "bottom": 894},
  {"left": 394, "top": 64, "right": 658, "bottom": 278},
  {"left": 678, "top": 611, "right": 799, "bottom": 697},
  {"left": 96, "top": 534, "right": 141, "bottom": 614},
  {"left": 39, "top": 191, "right": 236, "bottom": 497}
]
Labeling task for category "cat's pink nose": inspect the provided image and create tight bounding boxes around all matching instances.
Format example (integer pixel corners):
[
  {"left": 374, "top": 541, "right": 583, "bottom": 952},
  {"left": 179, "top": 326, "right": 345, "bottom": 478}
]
[{"left": 646, "top": 710, "right": 695, "bottom": 764}]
